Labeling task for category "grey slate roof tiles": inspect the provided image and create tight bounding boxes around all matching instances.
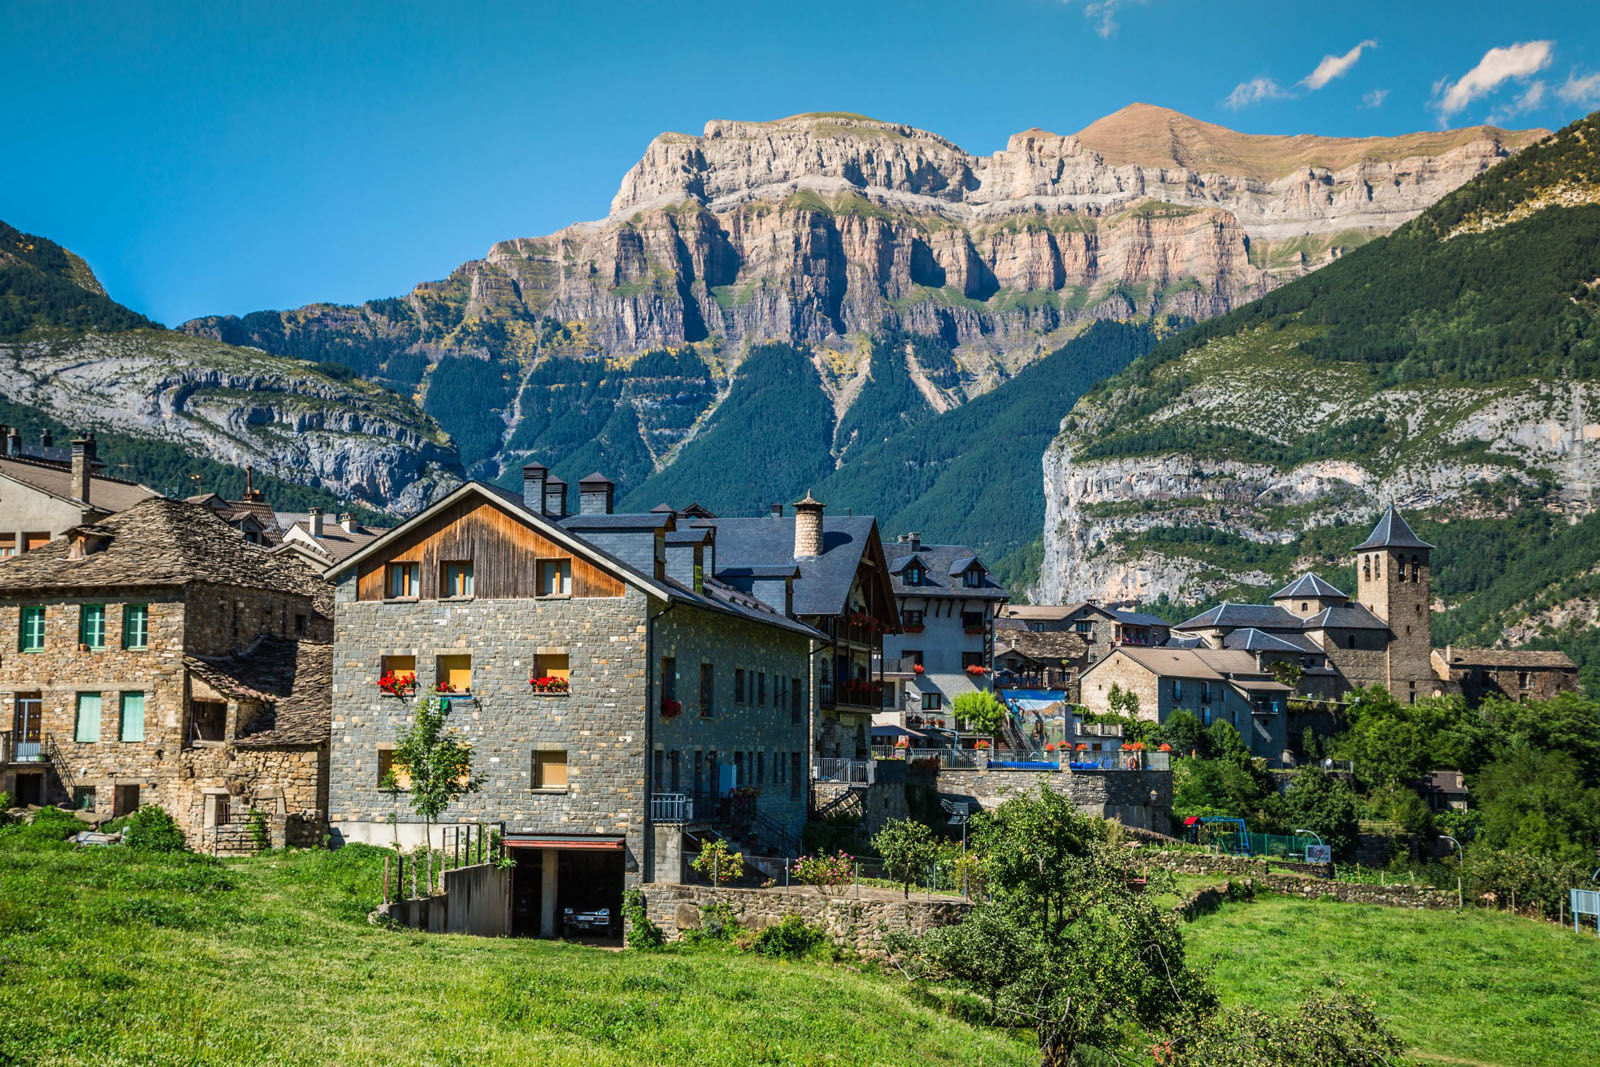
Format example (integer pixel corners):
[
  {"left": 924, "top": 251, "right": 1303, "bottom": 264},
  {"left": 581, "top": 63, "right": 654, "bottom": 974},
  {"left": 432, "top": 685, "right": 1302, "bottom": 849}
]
[
  {"left": 1270, "top": 573, "right": 1348, "bottom": 601},
  {"left": 1354, "top": 505, "right": 1435, "bottom": 552},
  {"left": 882, "top": 539, "right": 1007, "bottom": 599},
  {"left": 187, "top": 636, "right": 333, "bottom": 747}
]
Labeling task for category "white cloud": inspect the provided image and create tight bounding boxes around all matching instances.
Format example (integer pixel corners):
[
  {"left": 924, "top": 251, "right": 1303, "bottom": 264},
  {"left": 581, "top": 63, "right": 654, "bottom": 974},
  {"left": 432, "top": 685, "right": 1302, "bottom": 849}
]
[
  {"left": 1303, "top": 40, "right": 1378, "bottom": 91},
  {"left": 1558, "top": 70, "right": 1600, "bottom": 107},
  {"left": 1225, "top": 77, "right": 1289, "bottom": 110},
  {"left": 1488, "top": 80, "right": 1548, "bottom": 123},
  {"left": 1061, "top": 0, "right": 1145, "bottom": 38},
  {"left": 1435, "top": 41, "right": 1553, "bottom": 118},
  {"left": 1361, "top": 88, "right": 1390, "bottom": 109}
]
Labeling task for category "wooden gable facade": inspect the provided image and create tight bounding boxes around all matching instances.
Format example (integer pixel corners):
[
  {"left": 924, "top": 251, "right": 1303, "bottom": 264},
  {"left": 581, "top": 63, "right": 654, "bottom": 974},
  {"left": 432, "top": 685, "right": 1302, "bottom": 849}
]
[{"left": 354, "top": 495, "right": 626, "bottom": 602}]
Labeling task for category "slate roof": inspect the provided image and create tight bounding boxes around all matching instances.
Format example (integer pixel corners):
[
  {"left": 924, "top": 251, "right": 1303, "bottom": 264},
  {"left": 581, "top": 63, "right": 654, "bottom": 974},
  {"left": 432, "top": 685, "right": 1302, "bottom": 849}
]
[
  {"left": 710, "top": 514, "right": 881, "bottom": 617},
  {"left": 882, "top": 540, "right": 1008, "bottom": 600},
  {"left": 560, "top": 513, "right": 674, "bottom": 531},
  {"left": 1000, "top": 602, "right": 1116, "bottom": 622},
  {"left": 280, "top": 519, "right": 389, "bottom": 563},
  {"left": 1270, "top": 573, "right": 1347, "bottom": 601},
  {"left": 188, "top": 495, "right": 285, "bottom": 541},
  {"left": 994, "top": 629, "right": 1088, "bottom": 662},
  {"left": 186, "top": 636, "right": 332, "bottom": 746},
  {"left": 1174, "top": 601, "right": 1301, "bottom": 632},
  {"left": 0, "top": 455, "right": 158, "bottom": 514},
  {"left": 1112, "top": 608, "right": 1168, "bottom": 628},
  {"left": 1354, "top": 505, "right": 1434, "bottom": 552},
  {"left": 1222, "top": 628, "right": 1310, "bottom": 654},
  {"left": 1303, "top": 603, "right": 1391, "bottom": 631},
  {"left": 0, "top": 498, "right": 325, "bottom": 598},
  {"left": 1436, "top": 647, "right": 1577, "bottom": 670}
]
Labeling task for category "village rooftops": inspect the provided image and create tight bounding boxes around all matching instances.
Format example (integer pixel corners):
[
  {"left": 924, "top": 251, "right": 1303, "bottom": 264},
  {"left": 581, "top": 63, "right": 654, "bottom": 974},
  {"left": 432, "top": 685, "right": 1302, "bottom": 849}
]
[
  {"left": 1173, "top": 601, "right": 1301, "bottom": 632},
  {"left": 1222, "top": 628, "right": 1314, "bottom": 654},
  {"left": 1436, "top": 647, "right": 1577, "bottom": 670},
  {"left": 185, "top": 635, "right": 332, "bottom": 747},
  {"left": 883, "top": 539, "right": 1008, "bottom": 600},
  {"left": 1302, "top": 603, "right": 1390, "bottom": 631},
  {"left": 711, "top": 512, "right": 885, "bottom": 618},
  {"left": 1354, "top": 505, "right": 1435, "bottom": 552},
  {"left": 0, "top": 497, "right": 325, "bottom": 600},
  {"left": 1111, "top": 608, "right": 1167, "bottom": 627},
  {"left": 0, "top": 454, "right": 157, "bottom": 513}
]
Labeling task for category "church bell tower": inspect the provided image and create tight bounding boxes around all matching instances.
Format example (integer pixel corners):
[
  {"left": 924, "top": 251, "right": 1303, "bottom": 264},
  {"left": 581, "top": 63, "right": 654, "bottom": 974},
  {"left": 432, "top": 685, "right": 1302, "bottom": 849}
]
[{"left": 1353, "top": 505, "right": 1435, "bottom": 700}]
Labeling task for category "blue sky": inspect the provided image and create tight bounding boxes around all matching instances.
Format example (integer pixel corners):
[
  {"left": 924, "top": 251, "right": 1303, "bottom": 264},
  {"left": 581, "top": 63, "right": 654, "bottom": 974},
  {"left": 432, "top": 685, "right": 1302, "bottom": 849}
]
[{"left": 5, "top": 0, "right": 1599, "bottom": 324}]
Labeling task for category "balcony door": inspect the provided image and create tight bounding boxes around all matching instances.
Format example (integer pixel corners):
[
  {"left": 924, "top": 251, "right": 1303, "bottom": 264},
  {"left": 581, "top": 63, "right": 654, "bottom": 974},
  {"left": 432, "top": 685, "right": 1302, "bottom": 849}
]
[{"left": 13, "top": 693, "right": 42, "bottom": 760}]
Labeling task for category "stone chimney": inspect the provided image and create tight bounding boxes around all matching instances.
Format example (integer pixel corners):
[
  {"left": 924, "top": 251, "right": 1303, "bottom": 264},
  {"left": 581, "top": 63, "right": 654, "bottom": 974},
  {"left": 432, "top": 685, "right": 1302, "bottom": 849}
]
[
  {"left": 40, "top": 429, "right": 53, "bottom": 448},
  {"left": 5, "top": 426, "right": 18, "bottom": 457},
  {"left": 770, "top": 503, "right": 783, "bottom": 518},
  {"left": 906, "top": 532, "right": 921, "bottom": 551},
  {"left": 793, "top": 490, "right": 824, "bottom": 558},
  {"left": 578, "top": 472, "right": 615, "bottom": 516},
  {"left": 522, "top": 463, "right": 548, "bottom": 514},
  {"left": 340, "top": 512, "right": 356, "bottom": 533},
  {"left": 543, "top": 476, "right": 568, "bottom": 519},
  {"left": 308, "top": 506, "right": 324, "bottom": 539},
  {"left": 70, "top": 433, "right": 94, "bottom": 505}
]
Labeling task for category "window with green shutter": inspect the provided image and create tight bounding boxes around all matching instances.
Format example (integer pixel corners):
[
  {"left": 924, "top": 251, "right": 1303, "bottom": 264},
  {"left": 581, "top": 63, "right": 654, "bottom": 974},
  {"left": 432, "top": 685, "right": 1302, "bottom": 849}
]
[
  {"left": 120, "top": 692, "right": 145, "bottom": 742},
  {"left": 75, "top": 693, "right": 102, "bottom": 743},
  {"left": 19, "top": 606, "right": 44, "bottom": 651},
  {"left": 79, "top": 604, "right": 107, "bottom": 649},
  {"left": 123, "top": 604, "right": 149, "bottom": 650}
]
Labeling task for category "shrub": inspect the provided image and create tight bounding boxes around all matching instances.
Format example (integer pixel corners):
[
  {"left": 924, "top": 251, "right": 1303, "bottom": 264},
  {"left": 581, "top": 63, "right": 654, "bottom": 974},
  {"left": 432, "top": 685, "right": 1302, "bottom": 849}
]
[
  {"left": 691, "top": 838, "right": 744, "bottom": 886},
  {"left": 0, "top": 805, "right": 84, "bottom": 850},
  {"left": 682, "top": 901, "right": 741, "bottom": 946},
  {"left": 247, "top": 809, "right": 270, "bottom": 852},
  {"left": 124, "top": 805, "right": 186, "bottom": 853},
  {"left": 791, "top": 850, "right": 853, "bottom": 891},
  {"left": 872, "top": 818, "right": 939, "bottom": 898},
  {"left": 621, "top": 888, "right": 664, "bottom": 949},
  {"left": 752, "top": 915, "right": 826, "bottom": 960}
]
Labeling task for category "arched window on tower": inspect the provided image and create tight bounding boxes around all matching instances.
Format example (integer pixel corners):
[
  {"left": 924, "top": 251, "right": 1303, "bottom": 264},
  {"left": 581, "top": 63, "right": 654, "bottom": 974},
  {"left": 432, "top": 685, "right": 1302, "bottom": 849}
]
[
  {"left": 1363, "top": 556, "right": 1371, "bottom": 581},
  {"left": 1410, "top": 554, "right": 1420, "bottom": 582},
  {"left": 1374, "top": 554, "right": 1382, "bottom": 579}
]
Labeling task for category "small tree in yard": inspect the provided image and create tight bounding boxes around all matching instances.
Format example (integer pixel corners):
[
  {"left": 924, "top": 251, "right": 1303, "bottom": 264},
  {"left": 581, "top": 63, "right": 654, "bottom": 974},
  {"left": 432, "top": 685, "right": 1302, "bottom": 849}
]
[
  {"left": 873, "top": 818, "right": 939, "bottom": 898},
  {"left": 691, "top": 837, "right": 744, "bottom": 886},
  {"left": 386, "top": 690, "right": 481, "bottom": 849},
  {"left": 952, "top": 690, "right": 1008, "bottom": 741},
  {"left": 1107, "top": 682, "right": 1141, "bottom": 720}
]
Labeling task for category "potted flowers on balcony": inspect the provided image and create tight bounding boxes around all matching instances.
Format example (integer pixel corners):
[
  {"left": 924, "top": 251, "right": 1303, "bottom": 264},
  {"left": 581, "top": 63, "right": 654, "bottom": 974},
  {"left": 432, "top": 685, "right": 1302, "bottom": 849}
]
[
  {"left": 902, "top": 622, "right": 925, "bottom": 633},
  {"left": 659, "top": 697, "right": 682, "bottom": 718},
  {"left": 377, "top": 671, "right": 417, "bottom": 698},
  {"left": 964, "top": 664, "right": 988, "bottom": 676},
  {"left": 973, "top": 738, "right": 990, "bottom": 751},
  {"left": 912, "top": 663, "right": 925, "bottom": 674},
  {"left": 892, "top": 737, "right": 910, "bottom": 758},
  {"left": 529, "top": 675, "right": 570, "bottom": 695},
  {"left": 1158, "top": 742, "right": 1172, "bottom": 753},
  {"left": 962, "top": 624, "right": 986, "bottom": 635}
]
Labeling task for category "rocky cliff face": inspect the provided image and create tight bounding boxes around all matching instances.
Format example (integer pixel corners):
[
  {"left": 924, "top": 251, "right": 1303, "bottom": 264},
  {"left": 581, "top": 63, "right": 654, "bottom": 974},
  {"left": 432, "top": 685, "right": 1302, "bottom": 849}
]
[{"left": 182, "top": 106, "right": 1543, "bottom": 490}]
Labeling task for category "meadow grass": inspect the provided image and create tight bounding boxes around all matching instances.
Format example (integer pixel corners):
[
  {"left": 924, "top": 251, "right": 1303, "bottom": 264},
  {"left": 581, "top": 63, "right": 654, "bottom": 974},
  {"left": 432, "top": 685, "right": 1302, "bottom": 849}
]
[
  {"left": 0, "top": 836, "right": 1031, "bottom": 1067},
  {"left": 1184, "top": 892, "right": 1600, "bottom": 1067}
]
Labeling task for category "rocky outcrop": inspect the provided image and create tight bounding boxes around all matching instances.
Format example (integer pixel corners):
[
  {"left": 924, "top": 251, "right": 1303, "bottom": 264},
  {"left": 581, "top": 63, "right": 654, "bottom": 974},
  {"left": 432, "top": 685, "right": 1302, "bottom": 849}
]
[{"left": 0, "top": 330, "right": 459, "bottom": 513}]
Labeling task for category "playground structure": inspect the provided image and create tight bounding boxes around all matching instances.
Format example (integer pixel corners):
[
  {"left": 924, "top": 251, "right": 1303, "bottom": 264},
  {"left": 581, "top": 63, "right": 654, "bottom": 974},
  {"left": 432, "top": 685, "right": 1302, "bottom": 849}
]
[{"left": 1185, "top": 816, "right": 1322, "bottom": 862}]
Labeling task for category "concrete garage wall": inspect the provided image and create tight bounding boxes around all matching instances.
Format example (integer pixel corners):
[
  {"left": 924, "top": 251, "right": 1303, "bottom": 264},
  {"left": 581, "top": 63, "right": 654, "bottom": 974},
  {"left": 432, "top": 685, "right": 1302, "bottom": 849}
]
[
  {"left": 378, "top": 863, "right": 512, "bottom": 935},
  {"left": 933, "top": 767, "right": 1172, "bottom": 835}
]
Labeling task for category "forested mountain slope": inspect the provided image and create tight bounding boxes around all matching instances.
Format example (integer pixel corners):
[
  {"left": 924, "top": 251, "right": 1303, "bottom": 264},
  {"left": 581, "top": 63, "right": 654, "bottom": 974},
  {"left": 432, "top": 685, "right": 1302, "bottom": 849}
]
[{"left": 1037, "top": 110, "right": 1600, "bottom": 676}]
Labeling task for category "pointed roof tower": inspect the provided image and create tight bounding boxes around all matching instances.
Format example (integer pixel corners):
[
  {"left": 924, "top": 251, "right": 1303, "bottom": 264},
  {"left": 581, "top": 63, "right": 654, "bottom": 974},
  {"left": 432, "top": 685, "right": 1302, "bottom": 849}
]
[{"left": 1353, "top": 505, "right": 1434, "bottom": 552}]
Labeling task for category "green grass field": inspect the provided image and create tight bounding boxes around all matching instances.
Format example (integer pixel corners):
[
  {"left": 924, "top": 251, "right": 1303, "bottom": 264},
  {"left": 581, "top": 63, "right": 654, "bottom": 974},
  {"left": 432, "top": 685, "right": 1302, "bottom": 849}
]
[
  {"left": 0, "top": 842, "right": 1030, "bottom": 1067},
  {"left": 1185, "top": 893, "right": 1600, "bottom": 1067}
]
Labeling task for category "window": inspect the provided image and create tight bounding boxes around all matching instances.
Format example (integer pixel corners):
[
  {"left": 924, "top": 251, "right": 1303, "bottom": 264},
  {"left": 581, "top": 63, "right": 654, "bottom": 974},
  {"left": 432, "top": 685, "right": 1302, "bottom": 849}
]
[
  {"left": 74, "top": 786, "right": 96, "bottom": 812},
  {"left": 961, "top": 651, "right": 983, "bottom": 669},
  {"left": 963, "top": 567, "right": 983, "bottom": 588},
  {"left": 442, "top": 561, "right": 475, "bottom": 598},
  {"left": 734, "top": 751, "right": 744, "bottom": 784},
  {"left": 661, "top": 657, "right": 677, "bottom": 701},
  {"left": 123, "top": 604, "right": 149, "bottom": 649},
  {"left": 533, "top": 749, "right": 568, "bottom": 789},
  {"left": 381, "top": 654, "right": 417, "bottom": 685},
  {"left": 1347, "top": 635, "right": 1356, "bottom": 649},
  {"left": 961, "top": 611, "right": 983, "bottom": 631},
  {"left": 1171, "top": 680, "right": 1183, "bottom": 701},
  {"left": 791, "top": 676, "right": 803, "bottom": 724},
  {"left": 206, "top": 793, "right": 232, "bottom": 828},
  {"left": 537, "top": 559, "right": 572, "bottom": 597},
  {"left": 385, "top": 562, "right": 419, "bottom": 599},
  {"left": 922, "top": 692, "right": 943, "bottom": 711},
  {"left": 904, "top": 563, "right": 924, "bottom": 586},
  {"left": 23, "top": 532, "right": 49, "bottom": 552},
  {"left": 190, "top": 700, "right": 226, "bottom": 743},
  {"left": 902, "top": 609, "right": 923, "bottom": 629},
  {"left": 733, "top": 668, "right": 746, "bottom": 703},
  {"left": 1300, "top": 602, "right": 1308, "bottom": 612},
  {"left": 756, "top": 751, "right": 765, "bottom": 785},
  {"left": 119, "top": 692, "right": 145, "bottom": 742},
  {"left": 699, "top": 663, "right": 714, "bottom": 715},
  {"left": 1518, "top": 671, "right": 1532, "bottom": 690},
  {"left": 19, "top": 606, "right": 44, "bottom": 651},
  {"left": 534, "top": 653, "right": 569, "bottom": 681},
  {"left": 294, "top": 613, "right": 308, "bottom": 635},
  {"left": 377, "top": 746, "right": 411, "bottom": 790},
  {"left": 0, "top": 534, "right": 12, "bottom": 557},
  {"left": 790, "top": 752, "right": 802, "bottom": 798},
  {"left": 79, "top": 604, "right": 107, "bottom": 649},
  {"left": 758, "top": 672, "right": 767, "bottom": 705},
  {"left": 75, "top": 692, "right": 102, "bottom": 743},
  {"left": 436, "top": 654, "right": 472, "bottom": 694},
  {"left": 1200, "top": 682, "right": 1212, "bottom": 705},
  {"left": 775, "top": 675, "right": 786, "bottom": 715},
  {"left": 1074, "top": 620, "right": 1091, "bottom": 634}
]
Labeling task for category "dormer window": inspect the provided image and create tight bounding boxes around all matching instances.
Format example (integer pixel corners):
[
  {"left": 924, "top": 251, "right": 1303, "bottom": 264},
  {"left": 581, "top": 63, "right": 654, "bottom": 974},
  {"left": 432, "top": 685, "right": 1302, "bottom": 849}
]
[
  {"left": 963, "top": 567, "right": 983, "bottom": 588},
  {"left": 905, "top": 563, "right": 924, "bottom": 586}
]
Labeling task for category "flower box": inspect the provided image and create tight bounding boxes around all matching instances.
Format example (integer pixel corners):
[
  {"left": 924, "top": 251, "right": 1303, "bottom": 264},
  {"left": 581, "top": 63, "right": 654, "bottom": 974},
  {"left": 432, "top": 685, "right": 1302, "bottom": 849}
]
[
  {"left": 902, "top": 624, "right": 925, "bottom": 633},
  {"left": 912, "top": 664, "right": 925, "bottom": 674},
  {"left": 377, "top": 672, "right": 417, "bottom": 698},
  {"left": 529, "top": 676, "right": 570, "bottom": 695},
  {"left": 964, "top": 664, "right": 988, "bottom": 676}
]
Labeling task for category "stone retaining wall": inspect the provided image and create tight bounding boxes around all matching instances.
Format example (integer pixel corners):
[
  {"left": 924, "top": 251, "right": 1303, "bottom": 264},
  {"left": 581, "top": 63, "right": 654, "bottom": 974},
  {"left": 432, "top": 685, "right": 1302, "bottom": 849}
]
[
  {"left": 933, "top": 767, "right": 1172, "bottom": 834},
  {"left": 1140, "top": 849, "right": 1458, "bottom": 910},
  {"left": 635, "top": 882, "right": 970, "bottom": 954}
]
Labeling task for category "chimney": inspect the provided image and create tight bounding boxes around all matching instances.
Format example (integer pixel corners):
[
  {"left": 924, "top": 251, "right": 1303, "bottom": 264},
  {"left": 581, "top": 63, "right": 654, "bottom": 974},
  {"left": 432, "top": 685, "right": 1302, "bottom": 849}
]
[
  {"left": 907, "top": 532, "right": 921, "bottom": 551},
  {"left": 241, "top": 465, "right": 263, "bottom": 502},
  {"left": 40, "top": 429, "right": 53, "bottom": 448},
  {"left": 578, "top": 472, "right": 615, "bottom": 516},
  {"left": 770, "top": 503, "right": 783, "bottom": 518},
  {"left": 5, "top": 426, "right": 18, "bottom": 457},
  {"left": 308, "top": 506, "right": 324, "bottom": 539},
  {"left": 521, "top": 463, "right": 548, "bottom": 514},
  {"left": 792, "top": 490, "right": 824, "bottom": 558},
  {"left": 340, "top": 512, "right": 356, "bottom": 533},
  {"left": 543, "top": 476, "right": 567, "bottom": 519},
  {"left": 70, "top": 433, "right": 94, "bottom": 505}
]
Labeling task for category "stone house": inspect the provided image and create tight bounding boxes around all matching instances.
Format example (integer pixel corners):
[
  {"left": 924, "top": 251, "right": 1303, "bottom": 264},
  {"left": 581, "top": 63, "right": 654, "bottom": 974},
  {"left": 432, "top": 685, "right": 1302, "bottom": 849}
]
[
  {"left": 993, "top": 628, "right": 1090, "bottom": 698},
  {"left": 997, "top": 602, "right": 1169, "bottom": 671},
  {"left": 0, "top": 431, "right": 158, "bottom": 555},
  {"left": 323, "top": 471, "right": 819, "bottom": 937},
  {"left": 1430, "top": 647, "right": 1579, "bottom": 703},
  {"left": 702, "top": 494, "right": 900, "bottom": 760},
  {"left": 1078, "top": 646, "right": 1291, "bottom": 760},
  {"left": 0, "top": 498, "right": 332, "bottom": 848},
  {"left": 878, "top": 533, "right": 1009, "bottom": 740}
]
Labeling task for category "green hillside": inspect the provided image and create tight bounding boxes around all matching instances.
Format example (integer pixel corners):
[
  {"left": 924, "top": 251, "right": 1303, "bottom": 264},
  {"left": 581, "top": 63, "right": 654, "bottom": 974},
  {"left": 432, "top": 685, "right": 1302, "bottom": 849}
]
[
  {"left": 0, "top": 220, "right": 157, "bottom": 336},
  {"left": 1044, "top": 111, "right": 1600, "bottom": 672}
]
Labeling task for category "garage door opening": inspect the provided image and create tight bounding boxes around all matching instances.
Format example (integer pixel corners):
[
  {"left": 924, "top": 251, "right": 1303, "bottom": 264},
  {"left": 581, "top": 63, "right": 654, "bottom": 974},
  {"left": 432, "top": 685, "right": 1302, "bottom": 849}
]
[{"left": 506, "top": 837, "right": 625, "bottom": 943}]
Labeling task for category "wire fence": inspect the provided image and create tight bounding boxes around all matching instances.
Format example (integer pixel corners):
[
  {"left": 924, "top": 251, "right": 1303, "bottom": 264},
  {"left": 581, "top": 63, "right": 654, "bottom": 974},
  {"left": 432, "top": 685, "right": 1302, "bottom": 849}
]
[{"left": 683, "top": 850, "right": 975, "bottom": 899}]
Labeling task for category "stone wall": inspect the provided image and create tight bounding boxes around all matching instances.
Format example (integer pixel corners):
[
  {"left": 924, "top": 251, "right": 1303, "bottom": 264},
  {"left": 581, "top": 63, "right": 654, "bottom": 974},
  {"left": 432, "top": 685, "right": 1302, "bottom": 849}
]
[
  {"left": 636, "top": 882, "right": 970, "bottom": 954},
  {"left": 813, "top": 778, "right": 909, "bottom": 837},
  {"left": 1139, "top": 849, "right": 1458, "bottom": 910},
  {"left": 933, "top": 766, "right": 1172, "bottom": 835}
]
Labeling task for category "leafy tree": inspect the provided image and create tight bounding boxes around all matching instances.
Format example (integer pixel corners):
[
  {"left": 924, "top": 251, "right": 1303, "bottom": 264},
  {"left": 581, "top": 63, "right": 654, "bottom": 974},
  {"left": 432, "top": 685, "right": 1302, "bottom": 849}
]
[
  {"left": 385, "top": 691, "right": 481, "bottom": 847},
  {"left": 1107, "top": 682, "right": 1142, "bottom": 720},
  {"left": 872, "top": 818, "right": 939, "bottom": 899},
  {"left": 1159, "top": 989, "right": 1405, "bottom": 1067},
  {"left": 691, "top": 838, "right": 744, "bottom": 887},
  {"left": 1207, "top": 720, "right": 1251, "bottom": 765},
  {"left": 893, "top": 788, "right": 1214, "bottom": 1064},
  {"left": 1333, "top": 687, "right": 1490, "bottom": 788},
  {"left": 1172, "top": 755, "right": 1278, "bottom": 829},
  {"left": 1472, "top": 747, "right": 1600, "bottom": 860},
  {"left": 1277, "top": 771, "right": 1359, "bottom": 860},
  {"left": 1479, "top": 693, "right": 1600, "bottom": 786},
  {"left": 1155, "top": 709, "right": 1210, "bottom": 757},
  {"left": 951, "top": 690, "right": 1008, "bottom": 740}
]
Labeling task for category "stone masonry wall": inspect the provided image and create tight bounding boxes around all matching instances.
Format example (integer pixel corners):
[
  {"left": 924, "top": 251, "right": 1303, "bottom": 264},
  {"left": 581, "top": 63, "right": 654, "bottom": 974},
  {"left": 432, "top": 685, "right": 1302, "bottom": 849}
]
[
  {"left": 1139, "top": 849, "right": 1458, "bottom": 909},
  {"left": 933, "top": 766, "right": 1172, "bottom": 835},
  {"left": 637, "top": 882, "right": 970, "bottom": 955}
]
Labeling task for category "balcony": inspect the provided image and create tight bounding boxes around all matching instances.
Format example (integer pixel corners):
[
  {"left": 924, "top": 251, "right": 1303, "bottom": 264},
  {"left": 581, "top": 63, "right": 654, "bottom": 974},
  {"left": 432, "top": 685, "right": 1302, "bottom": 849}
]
[
  {"left": 650, "top": 793, "right": 696, "bottom": 823},
  {"left": 828, "top": 679, "right": 882, "bottom": 710},
  {"left": 0, "top": 731, "right": 42, "bottom": 763}
]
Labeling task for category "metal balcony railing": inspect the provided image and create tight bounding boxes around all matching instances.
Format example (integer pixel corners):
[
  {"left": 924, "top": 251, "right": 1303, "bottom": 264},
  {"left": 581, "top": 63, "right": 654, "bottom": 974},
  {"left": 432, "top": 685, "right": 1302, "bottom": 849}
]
[
  {"left": 650, "top": 793, "right": 695, "bottom": 823},
  {"left": 812, "top": 758, "right": 874, "bottom": 785}
]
